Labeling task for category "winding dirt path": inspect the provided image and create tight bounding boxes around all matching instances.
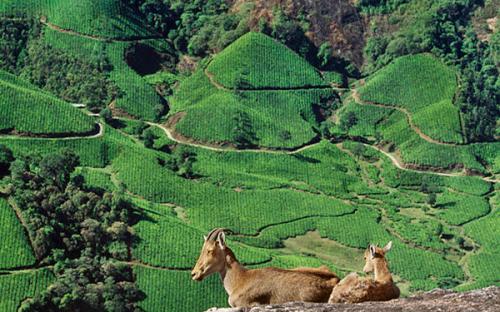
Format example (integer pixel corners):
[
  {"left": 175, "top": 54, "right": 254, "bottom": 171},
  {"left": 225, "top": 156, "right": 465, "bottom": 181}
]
[
  {"left": 31, "top": 17, "right": 498, "bottom": 182},
  {"left": 148, "top": 119, "right": 498, "bottom": 183},
  {"left": 0, "top": 121, "right": 104, "bottom": 140},
  {"left": 40, "top": 17, "right": 163, "bottom": 42},
  {"left": 2, "top": 17, "right": 497, "bottom": 182},
  {"left": 351, "top": 89, "right": 461, "bottom": 146},
  {"left": 232, "top": 210, "right": 357, "bottom": 238},
  {"left": 146, "top": 120, "right": 322, "bottom": 155},
  {"left": 0, "top": 265, "right": 53, "bottom": 275}
]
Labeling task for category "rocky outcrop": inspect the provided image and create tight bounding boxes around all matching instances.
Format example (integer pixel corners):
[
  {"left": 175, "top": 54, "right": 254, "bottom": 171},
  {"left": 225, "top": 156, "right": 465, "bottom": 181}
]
[{"left": 206, "top": 286, "right": 499, "bottom": 312}]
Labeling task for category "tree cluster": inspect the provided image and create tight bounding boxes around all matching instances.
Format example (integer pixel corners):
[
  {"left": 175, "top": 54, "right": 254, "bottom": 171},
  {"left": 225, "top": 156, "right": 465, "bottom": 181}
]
[
  {"left": 20, "top": 40, "right": 118, "bottom": 111},
  {"left": 0, "top": 17, "right": 39, "bottom": 73},
  {"left": 167, "top": 146, "right": 197, "bottom": 179},
  {"left": 232, "top": 111, "right": 257, "bottom": 148},
  {"left": 4, "top": 149, "right": 144, "bottom": 311},
  {"left": 124, "top": 0, "right": 249, "bottom": 57},
  {"left": 0, "top": 18, "right": 117, "bottom": 111}
]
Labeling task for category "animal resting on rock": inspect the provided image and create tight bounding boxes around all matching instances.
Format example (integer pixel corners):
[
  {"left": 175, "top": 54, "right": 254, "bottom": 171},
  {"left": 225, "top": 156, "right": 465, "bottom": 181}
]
[
  {"left": 191, "top": 228, "right": 340, "bottom": 307},
  {"left": 329, "top": 241, "right": 400, "bottom": 303}
]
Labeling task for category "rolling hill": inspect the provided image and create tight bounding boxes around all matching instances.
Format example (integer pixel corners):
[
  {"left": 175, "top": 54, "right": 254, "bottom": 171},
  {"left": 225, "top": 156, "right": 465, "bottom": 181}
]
[
  {"left": 170, "top": 32, "right": 335, "bottom": 149},
  {"left": 0, "top": 0, "right": 155, "bottom": 40},
  {"left": 0, "top": 4, "right": 499, "bottom": 312},
  {"left": 206, "top": 32, "right": 328, "bottom": 89}
]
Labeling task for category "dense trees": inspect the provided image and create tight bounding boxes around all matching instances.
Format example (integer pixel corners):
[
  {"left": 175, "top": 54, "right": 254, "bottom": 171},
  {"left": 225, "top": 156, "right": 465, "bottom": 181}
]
[
  {"left": 0, "top": 18, "right": 117, "bottom": 111},
  {"left": 357, "top": 0, "right": 411, "bottom": 14},
  {"left": 20, "top": 41, "right": 118, "bottom": 111},
  {"left": 6, "top": 150, "right": 144, "bottom": 311},
  {"left": 0, "top": 144, "right": 14, "bottom": 177},
  {"left": 0, "top": 18, "right": 38, "bottom": 73},
  {"left": 168, "top": 146, "right": 197, "bottom": 178},
  {"left": 232, "top": 111, "right": 257, "bottom": 148},
  {"left": 124, "top": 0, "right": 248, "bottom": 57}
]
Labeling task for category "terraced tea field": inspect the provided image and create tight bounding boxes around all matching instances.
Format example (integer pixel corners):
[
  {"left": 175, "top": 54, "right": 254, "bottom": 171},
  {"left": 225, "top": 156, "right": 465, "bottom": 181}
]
[
  {"left": 0, "top": 9, "right": 498, "bottom": 312},
  {"left": 0, "top": 70, "right": 96, "bottom": 135},
  {"left": 358, "top": 54, "right": 464, "bottom": 144},
  {"left": 0, "top": 0, "right": 156, "bottom": 40}
]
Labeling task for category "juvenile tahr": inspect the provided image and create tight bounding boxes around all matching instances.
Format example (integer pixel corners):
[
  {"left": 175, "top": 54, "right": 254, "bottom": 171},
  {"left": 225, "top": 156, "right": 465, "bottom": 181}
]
[
  {"left": 191, "top": 228, "right": 339, "bottom": 307},
  {"left": 328, "top": 241, "right": 400, "bottom": 304}
]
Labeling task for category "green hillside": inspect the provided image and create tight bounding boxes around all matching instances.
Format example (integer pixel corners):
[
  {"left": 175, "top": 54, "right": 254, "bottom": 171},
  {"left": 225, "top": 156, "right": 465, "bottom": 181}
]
[
  {"left": 206, "top": 32, "right": 328, "bottom": 89},
  {"left": 0, "top": 0, "right": 154, "bottom": 39},
  {"left": 0, "top": 2, "right": 499, "bottom": 311},
  {"left": 0, "top": 70, "right": 96, "bottom": 135},
  {"left": 170, "top": 33, "right": 336, "bottom": 149},
  {"left": 0, "top": 198, "right": 36, "bottom": 269},
  {"left": 358, "top": 54, "right": 464, "bottom": 144}
]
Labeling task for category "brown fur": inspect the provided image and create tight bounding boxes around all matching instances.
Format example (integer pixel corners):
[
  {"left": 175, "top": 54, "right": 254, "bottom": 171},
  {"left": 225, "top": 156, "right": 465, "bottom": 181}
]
[
  {"left": 192, "top": 229, "right": 339, "bottom": 307},
  {"left": 329, "top": 242, "right": 400, "bottom": 304}
]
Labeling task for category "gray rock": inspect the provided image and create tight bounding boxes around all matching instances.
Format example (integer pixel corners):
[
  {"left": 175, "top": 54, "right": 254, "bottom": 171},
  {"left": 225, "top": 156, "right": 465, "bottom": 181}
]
[{"left": 206, "top": 286, "right": 499, "bottom": 312}]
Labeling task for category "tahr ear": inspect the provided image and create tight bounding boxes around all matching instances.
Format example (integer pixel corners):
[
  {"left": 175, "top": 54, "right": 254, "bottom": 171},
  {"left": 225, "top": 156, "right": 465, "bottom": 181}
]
[
  {"left": 217, "top": 232, "right": 226, "bottom": 250},
  {"left": 369, "top": 244, "right": 376, "bottom": 257},
  {"left": 203, "top": 235, "right": 207, "bottom": 241},
  {"left": 383, "top": 241, "right": 393, "bottom": 253}
]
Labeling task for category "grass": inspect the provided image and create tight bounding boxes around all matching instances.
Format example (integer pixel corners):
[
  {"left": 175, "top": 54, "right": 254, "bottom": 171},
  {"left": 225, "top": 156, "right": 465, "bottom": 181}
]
[
  {"left": 206, "top": 32, "right": 328, "bottom": 89},
  {"left": 0, "top": 70, "right": 95, "bottom": 135},
  {"left": 359, "top": 54, "right": 464, "bottom": 144},
  {"left": 0, "top": 198, "right": 36, "bottom": 269},
  {"left": 0, "top": 2, "right": 498, "bottom": 310},
  {"left": 107, "top": 41, "right": 165, "bottom": 120},
  {"left": 76, "top": 167, "right": 117, "bottom": 192},
  {"left": 0, "top": 113, "right": 491, "bottom": 306},
  {"left": 322, "top": 71, "right": 346, "bottom": 87},
  {"left": 0, "top": 0, "right": 154, "bottom": 40},
  {"left": 114, "top": 146, "right": 356, "bottom": 234},
  {"left": 281, "top": 231, "right": 365, "bottom": 272},
  {"left": 461, "top": 188, "right": 499, "bottom": 290}
]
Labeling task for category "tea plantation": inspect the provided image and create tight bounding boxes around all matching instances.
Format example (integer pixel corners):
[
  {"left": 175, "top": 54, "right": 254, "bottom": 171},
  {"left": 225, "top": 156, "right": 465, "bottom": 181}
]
[{"left": 0, "top": 4, "right": 498, "bottom": 312}]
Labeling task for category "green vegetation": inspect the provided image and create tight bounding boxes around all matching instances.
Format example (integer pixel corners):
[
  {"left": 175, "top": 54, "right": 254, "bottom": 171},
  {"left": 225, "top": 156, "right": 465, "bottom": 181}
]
[
  {"left": 135, "top": 267, "right": 227, "bottom": 312},
  {"left": 207, "top": 32, "right": 327, "bottom": 89},
  {"left": 462, "top": 190, "right": 499, "bottom": 289},
  {"left": 170, "top": 34, "right": 337, "bottom": 149},
  {"left": 359, "top": 54, "right": 463, "bottom": 143},
  {"left": 124, "top": 0, "right": 249, "bottom": 57},
  {"left": 435, "top": 191, "right": 490, "bottom": 226},
  {"left": 338, "top": 99, "right": 499, "bottom": 174},
  {"left": 0, "top": 18, "right": 118, "bottom": 111},
  {"left": 107, "top": 41, "right": 166, "bottom": 120},
  {"left": 0, "top": 198, "right": 36, "bottom": 269},
  {"left": 0, "top": 126, "right": 129, "bottom": 168},
  {"left": 0, "top": 269, "right": 53, "bottom": 311},
  {"left": 0, "top": 0, "right": 154, "bottom": 39},
  {"left": 362, "top": 0, "right": 498, "bottom": 142},
  {"left": 323, "top": 71, "right": 346, "bottom": 87},
  {"left": 6, "top": 150, "right": 145, "bottom": 310},
  {"left": 0, "top": 1, "right": 499, "bottom": 311},
  {"left": 0, "top": 70, "right": 96, "bottom": 135}
]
